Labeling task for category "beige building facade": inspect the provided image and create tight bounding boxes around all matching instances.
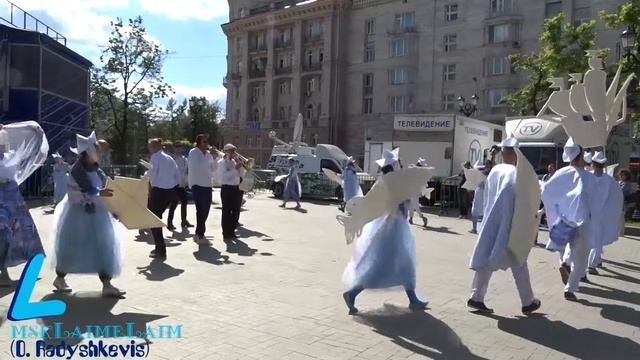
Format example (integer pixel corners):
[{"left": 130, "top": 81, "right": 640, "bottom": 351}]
[{"left": 222, "top": 0, "right": 627, "bottom": 166}]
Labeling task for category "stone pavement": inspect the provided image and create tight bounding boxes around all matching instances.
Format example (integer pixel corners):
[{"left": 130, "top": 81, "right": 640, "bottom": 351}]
[{"left": 1, "top": 193, "right": 639, "bottom": 359}]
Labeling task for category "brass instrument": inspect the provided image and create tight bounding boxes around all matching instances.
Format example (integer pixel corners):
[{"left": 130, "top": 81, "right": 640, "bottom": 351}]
[
  {"left": 211, "top": 147, "right": 256, "bottom": 192},
  {"left": 211, "top": 147, "right": 255, "bottom": 170}
]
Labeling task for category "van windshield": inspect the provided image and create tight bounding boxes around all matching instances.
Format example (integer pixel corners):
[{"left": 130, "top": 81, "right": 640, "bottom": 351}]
[{"left": 520, "top": 146, "right": 562, "bottom": 174}]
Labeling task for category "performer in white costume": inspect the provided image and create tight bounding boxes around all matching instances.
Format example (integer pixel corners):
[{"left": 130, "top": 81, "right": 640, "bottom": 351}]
[
  {"left": 341, "top": 148, "right": 428, "bottom": 315},
  {"left": 0, "top": 122, "right": 47, "bottom": 286},
  {"left": 587, "top": 151, "right": 623, "bottom": 274},
  {"left": 467, "top": 137, "right": 541, "bottom": 314},
  {"left": 541, "top": 137, "right": 598, "bottom": 301},
  {"left": 470, "top": 160, "right": 489, "bottom": 234},
  {"left": 583, "top": 152, "right": 593, "bottom": 171},
  {"left": 341, "top": 157, "right": 363, "bottom": 209},
  {"left": 52, "top": 153, "right": 70, "bottom": 206},
  {"left": 409, "top": 158, "right": 428, "bottom": 228},
  {"left": 52, "top": 131, "right": 126, "bottom": 297}
]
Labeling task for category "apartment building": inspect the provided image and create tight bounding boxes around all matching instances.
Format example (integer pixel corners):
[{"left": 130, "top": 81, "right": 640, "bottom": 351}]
[{"left": 222, "top": 0, "right": 626, "bottom": 166}]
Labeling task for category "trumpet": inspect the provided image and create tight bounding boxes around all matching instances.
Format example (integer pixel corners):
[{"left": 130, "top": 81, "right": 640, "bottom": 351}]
[{"left": 211, "top": 147, "right": 255, "bottom": 170}]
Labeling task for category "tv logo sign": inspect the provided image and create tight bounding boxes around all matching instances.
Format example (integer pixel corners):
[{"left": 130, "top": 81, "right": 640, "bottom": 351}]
[
  {"left": 7, "top": 254, "right": 66, "bottom": 321},
  {"left": 468, "top": 140, "right": 482, "bottom": 165},
  {"left": 519, "top": 122, "right": 543, "bottom": 137}
]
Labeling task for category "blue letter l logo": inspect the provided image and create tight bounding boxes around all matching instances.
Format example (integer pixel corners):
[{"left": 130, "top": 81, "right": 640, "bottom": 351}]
[{"left": 8, "top": 254, "right": 66, "bottom": 321}]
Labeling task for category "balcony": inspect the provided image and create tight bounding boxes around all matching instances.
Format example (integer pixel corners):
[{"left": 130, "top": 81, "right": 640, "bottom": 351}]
[
  {"left": 249, "top": 69, "right": 266, "bottom": 79},
  {"left": 303, "top": 62, "right": 323, "bottom": 72},
  {"left": 275, "top": 66, "right": 292, "bottom": 75},
  {"left": 274, "top": 39, "right": 293, "bottom": 49},
  {"left": 304, "top": 34, "right": 324, "bottom": 44},
  {"left": 388, "top": 25, "right": 418, "bottom": 35},
  {"left": 249, "top": 44, "right": 268, "bottom": 53}
]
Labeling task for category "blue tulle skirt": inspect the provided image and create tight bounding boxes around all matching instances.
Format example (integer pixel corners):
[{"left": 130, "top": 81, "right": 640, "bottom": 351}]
[
  {"left": 0, "top": 181, "right": 44, "bottom": 268},
  {"left": 52, "top": 197, "right": 124, "bottom": 276},
  {"left": 343, "top": 209, "right": 416, "bottom": 290}
]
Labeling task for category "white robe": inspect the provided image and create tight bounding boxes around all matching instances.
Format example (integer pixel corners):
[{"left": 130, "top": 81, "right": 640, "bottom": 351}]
[
  {"left": 591, "top": 173, "right": 623, "bottom": 247},
  {"left": 541, "top": 166, "right": 599, "bottom": 250},
  {"left": 471, "top": 181, "right": 485, "bottom": 218},
  {"left": 469, "top": 164, "right": 517, "bottom": 271}
]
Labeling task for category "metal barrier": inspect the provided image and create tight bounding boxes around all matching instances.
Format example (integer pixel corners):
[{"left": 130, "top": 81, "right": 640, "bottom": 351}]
[{"left": 419, "top": 178, "right": 462, "bottom": 215}]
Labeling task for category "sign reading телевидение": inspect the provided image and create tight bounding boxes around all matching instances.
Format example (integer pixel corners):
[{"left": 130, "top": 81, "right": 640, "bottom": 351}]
[{"left": 394, "top": 116, "right": 454, "bottom": 132}]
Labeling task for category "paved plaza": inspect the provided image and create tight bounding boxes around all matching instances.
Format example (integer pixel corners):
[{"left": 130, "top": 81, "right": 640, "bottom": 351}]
[{"left": 1, "top": 193, "right": 640, "bottom": 359}]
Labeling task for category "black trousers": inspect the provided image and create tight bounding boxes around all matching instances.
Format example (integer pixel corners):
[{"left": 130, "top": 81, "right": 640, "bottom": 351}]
[
  {"left": 192, "top": 185, "right": 213, "bottom": 237},
  {"left": 220, "top": 185, "right": 242, "bottom": 238},
  {"left": 459, "top": 188, "right": 470, "bottom": 216},
  {"left": 168, "top": 186, "right": 188, "bottom": 226},
  {"left": 148, "top": 187, "right": 177, "bottom": 256}
]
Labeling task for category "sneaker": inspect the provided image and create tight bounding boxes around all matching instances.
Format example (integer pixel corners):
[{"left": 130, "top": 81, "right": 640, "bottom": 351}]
[
  {"left": 467, "top": 299, "right": 494, "bottom": 313},
  {"left": 469, "top": 229, "right": 478, "bottom": 234},
  {"left": 596, "top": 263, "right": 604, "bottom": 269},
  {"left": 559, "top": 263, "right": 571, "bottom": 285},
  {"left": 102, "top": 284, "right": 126, "bottom": 298},
  {"left": 342, "top": 292, "right": 358, "bottom": 315},
  {"left": 581, "top": 275, "right": 589, "bottom": 283},
  {"left": 522, "top": 298, "right": 541, "bottom": 315},
  {"left": 588, "top": 267, "right": 599, "bottom": 275},
  {"left": 564, "top": 291, "right": 578, "bottom": 301},
  {"left": 167, "top": 224, "right": 176, "bottom": 231},
  {"left": 182, "top": 222, "right": 194, "bottom": 228},
  {"left": 149, "top": 251, "right": 166, "bottom": 260},
  {"left": 53, "top": 277, "right": 72, "bottom": 293},
  {"left": 422, "top": 218, "right": 428, "bottom": 228},
  {"left": 409, "top": 300, "right": 429, "bottom": 310}
]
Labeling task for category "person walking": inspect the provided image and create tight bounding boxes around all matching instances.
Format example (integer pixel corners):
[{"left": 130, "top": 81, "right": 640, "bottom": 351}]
[
  {"left": 168, "top": 144, "right": 193, "bottom": 231},
  {"left": 188, "top": 135, "right": 216, "bottom": 244},
  {"left": 147, "top": 139, "right": 179, "bottom": 260},
  {"left": 218, "top": 143, "right": 244, "bottom": 242}
]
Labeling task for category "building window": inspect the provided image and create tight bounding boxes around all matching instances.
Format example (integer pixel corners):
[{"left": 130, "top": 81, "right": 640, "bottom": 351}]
[
  {"left": 306, "top": 104, "right": 314, "bottom": 120},
  {"left": 306, "top": 78, "right": 318, "bottom": 94},
  {"left": 545, "top": 0, "right": 562, "bottom": 18},
  {"left": 443, "top": 94, "right": 456, "bottom": 110},
  {"left": 363, "top": 73, "right": 374, "bottom": 95},
  {"left": 364, "top": 41, "right": 375, "bottom": 63},
  {"left": 574, "top": 7, "right": 591, "bottom": 25},
  {"left": 490, "top": 0, "right": 513, "bottom": 13},
  {"left": 365, "top": 18, "right": 376, "bottom": 34},
  {"left": 318, "top": 48, "right": 324, "bottom": 63},
  {"left": 390, "top": 67, "right": 414, "bottom": 85},
  {"left": 252, "top": 108, "right": 260, "bottom": 122},
  {"left": 394, "top": 12, "right": 416, "bottom": 31},
  {"left": 391, "top": 38, "right": 406, "bottom": 57},
  {"left": 445, "top": 4, "right": 458, "bottom": 21},
  {"left": 444, "top": 34, "right": 457, "bottom": 52},
  {"left": 279, "top": 107, "right": 285, "bottom": 120},
  {"left": 488, "top": 88, "right": 509, "bottom": 107},
  {"left": 443, "top": 64, "right": 456, "bottom": 81},
  {"left": 487, "top": 57, "right": 509, "bottom": 75},
  {"left": 363, "top": 98, "right": 373, "bottom": 114},
  {"left": 390, "top": 96, "right": 407, "bottom": 113},
  {"left": 279, "top": 80, "right": 291, "bottom": 95},
  {"left": 305, "top": 19, "right": 324, "bottom": 42},
  {"left": 287, "top": 106, "right": 292, "bottom": 120},
  {"left": 488, "top": 24, "right": 509, "bottom": 43}
]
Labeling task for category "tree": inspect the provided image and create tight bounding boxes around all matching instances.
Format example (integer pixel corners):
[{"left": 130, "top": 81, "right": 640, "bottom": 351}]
[
  {"left": 501, "top": 15, "right": 600, "bottom": 115},
  {"left": 600, "top": 1, "right": 640, "bottom": 136},
  {"left": 93, "top": 16, "right": 172, "bottom": 163}
]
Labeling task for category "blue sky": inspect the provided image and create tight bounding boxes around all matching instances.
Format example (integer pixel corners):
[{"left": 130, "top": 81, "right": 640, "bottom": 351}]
[{"left": 3, "top": 0, "right": 230, "bottom": 106}]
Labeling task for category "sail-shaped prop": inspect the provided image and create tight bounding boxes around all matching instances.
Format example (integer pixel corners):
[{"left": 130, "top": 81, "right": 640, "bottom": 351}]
[{"left": 0, "top": 121, "right": 49, "bottom": 185}]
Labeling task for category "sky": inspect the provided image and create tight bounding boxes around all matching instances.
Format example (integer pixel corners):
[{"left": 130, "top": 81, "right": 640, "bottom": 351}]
[{"left": 1, "top": 0, "right": 230, "bottom": 107}]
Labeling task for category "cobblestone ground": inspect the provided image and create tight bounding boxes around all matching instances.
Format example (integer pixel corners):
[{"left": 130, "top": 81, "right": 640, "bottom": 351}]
[{"left": 1, "top": 193, "right": 639, "bottom": 359}]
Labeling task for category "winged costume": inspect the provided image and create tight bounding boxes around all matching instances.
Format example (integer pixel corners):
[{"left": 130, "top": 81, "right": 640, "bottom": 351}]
[
  {"left": 468, "top": 137, "right": 541, "bottom": 314},
  {"left": 52, "top": 153, "right": 70, "bottom": 205},
  {"left": 339, "top": 148, "right": 430, "bottom": 314},
  {"left": 52, "top": 131, "right": 126, "bottom": 297},
  {"left": 0, "top": 122, "right": 47, "bottom": 285}
]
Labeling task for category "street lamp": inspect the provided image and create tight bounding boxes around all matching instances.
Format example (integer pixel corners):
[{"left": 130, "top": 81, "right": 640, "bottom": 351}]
[
  {"left": 622, "top": 26, "right": 636, "bottom": 58},
  {"left": 458, "top": 94, "right": 479, "bottom": 117}
]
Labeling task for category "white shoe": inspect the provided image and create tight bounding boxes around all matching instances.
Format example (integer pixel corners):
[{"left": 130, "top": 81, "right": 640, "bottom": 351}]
[
  {"left": 53, "top": 277, "right": 72, "bottom": 293},
  {"left": 102, "top": 284, "right": 126, "bottom": 298}
]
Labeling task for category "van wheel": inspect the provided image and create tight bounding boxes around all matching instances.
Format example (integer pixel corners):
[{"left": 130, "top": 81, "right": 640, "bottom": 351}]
[
  {"left": 273, "top": 182, "right": 284, "bottom": 198},
  {"left": 335, "top": 187, "right": 343, "bottom": 201}
]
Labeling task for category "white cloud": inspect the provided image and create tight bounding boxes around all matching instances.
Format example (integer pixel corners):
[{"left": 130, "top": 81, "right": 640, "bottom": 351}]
[
  {"left": 171, "top": 84, "right": 227, "bottom": 105},
  {"left": 138, "top": 0, "right": 228, "bottom": 21}
]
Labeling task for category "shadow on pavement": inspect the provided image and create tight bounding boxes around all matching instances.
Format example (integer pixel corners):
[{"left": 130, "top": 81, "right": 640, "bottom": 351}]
[
  {"left": 355, "top": 304, "right": 487, "bottom": 360},
  {"left": 603, "top": 259, "right": 640, "bottom": 273},
  {"left": 425, "top": 226, "right": 460, "bottom": 235},
  {"left": 37, "top": 293, "right": 167, "bottom": 346},
  {"left": 193, "top": 245, "right": 232, "bottom": 265},
  {"left": 581, "top": 283, "right": 640, "bottom": 306},
  {"left": 236, "top": 226, "right": 273, "bottom": 241},
  {"left": 577, "top": 299, "right": 640, "bottom": 329},
  {"left": 283, "top": 207, "right": 308, "bottom": 214},
  {"left": 0, "top": 284, "right": 16, "bottom": 299},
  {"left": 137, "top": 259, "right": 184, "bottom": 282},
  {"left": 488, "top": 314, "right": 640, "bottom": 359},
  {"left": 166, "top": 229, "right": 192, "bottom": 242},
  {"left": 598, "top": 267, "right": 640, "bottom": 286},
  {"left": 225, "top": 239, "right": 258, "bottom": 257}
]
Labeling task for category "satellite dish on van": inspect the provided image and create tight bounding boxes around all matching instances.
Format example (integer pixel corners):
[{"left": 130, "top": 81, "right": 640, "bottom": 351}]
[{"left": 293, "top": 113, "right": 303, "bottom": 144}]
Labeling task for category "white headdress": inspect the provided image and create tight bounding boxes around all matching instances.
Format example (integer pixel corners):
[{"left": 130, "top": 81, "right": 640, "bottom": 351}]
[
  {"left": 562, "top": 137, "right": 581, "bottom": 163},
  {"left": 592, "top": 151, "right": 607, "bottom": 165},
  {"left": 583, "top": 152, "right": 593, "bottom": 164},
  {"left": 376, "top": 148, "right": 400, "bottom": 168},
  {"left": 70, "top": 131, "right": 98, "bottom": 162}
]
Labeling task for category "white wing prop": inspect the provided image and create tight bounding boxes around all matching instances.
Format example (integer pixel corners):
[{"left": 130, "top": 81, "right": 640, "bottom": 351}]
[
  {"left": 274, "top": 174, "right": 288, "bottom": 183},
  {"left": 422, "top": 187, "right": 435, "bottom": 200},
  {"left": 337, "top": 167, "right": 433, "bottom": 244},
  {"left": 322, "top": 168, "right": 343, "bottom": 186},
  {"left": 0, "top": 121, "right": 49, "bottom": 185},
  {"left": 138, "top": 159, "right": 151, "bottom": 169},
  {"left": 606, "top": 163, "right": 619, "bottom": 177},
  {"left": 462, "top": 168, "right": 486, "bottom": 191},
  {"left": 507, "top": 148, "right": 541, "bottom": 265},
  {"left": 102, "top": 176, "right": 163, "bottom": 230}
]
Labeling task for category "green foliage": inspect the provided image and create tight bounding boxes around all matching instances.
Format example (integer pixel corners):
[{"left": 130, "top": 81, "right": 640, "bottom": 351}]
[{"left": 502, "top": 15, "right": 600, "bottom": 115}]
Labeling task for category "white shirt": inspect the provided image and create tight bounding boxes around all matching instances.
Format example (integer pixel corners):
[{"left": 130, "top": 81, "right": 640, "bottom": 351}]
[
  {"left": 188, "top": 148, "right": 216, "bottom": 188},
  {"left": 218, "top": 157, "right": 245, "bottom": 186},
  {"left": 173, "top": 154, "right": 188, "bottom": 188},
  {"left": 149, "top": 150, "right": 179, "bottom": 189}
]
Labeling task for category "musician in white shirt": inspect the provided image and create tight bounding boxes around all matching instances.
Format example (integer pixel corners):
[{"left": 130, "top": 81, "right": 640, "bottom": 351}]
[
  {"left": 188, "top": 135, "right": 216, "bottom": 244},
  {"left": 168, "top": 144, "right": 193, "bottom": 231},
  {"left": 147, "top": 139, "right": 179, "bottom": 260},
  {"left": 218, "top": 143, "right": 245, "bottom": 241}
]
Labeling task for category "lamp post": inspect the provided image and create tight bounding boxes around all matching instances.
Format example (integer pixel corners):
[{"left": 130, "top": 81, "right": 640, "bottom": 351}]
[
  {"left": 621, "top": 26, "right": 637, "bottom": 61},
  {"left": 457, "top": 94, "right": 479, "bottom": 117}
]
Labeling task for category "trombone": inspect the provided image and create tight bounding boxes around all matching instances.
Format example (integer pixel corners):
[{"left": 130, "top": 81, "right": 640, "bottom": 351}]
[{"left": 211, "top": 147, "right": 255, "bottom": 170}]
